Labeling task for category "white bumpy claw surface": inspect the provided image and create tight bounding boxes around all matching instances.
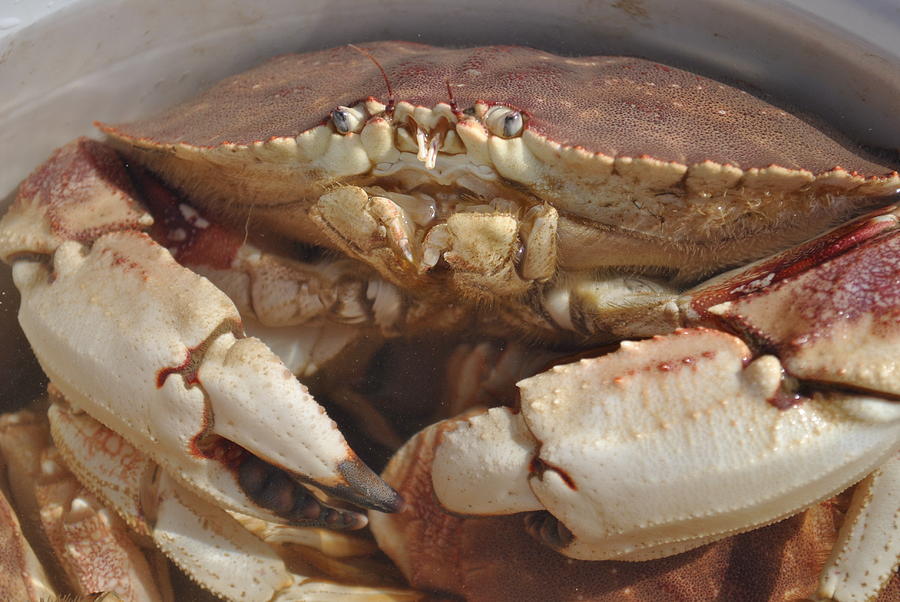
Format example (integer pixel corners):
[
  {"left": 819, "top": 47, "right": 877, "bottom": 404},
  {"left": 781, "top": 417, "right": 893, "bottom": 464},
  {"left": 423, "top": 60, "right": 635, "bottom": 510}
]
[
  {"left": 11, "top": 230, "right": 355, "bottom": 524},
  {"left": 433, "top": 329, "right": 900, "bottom": 562}
]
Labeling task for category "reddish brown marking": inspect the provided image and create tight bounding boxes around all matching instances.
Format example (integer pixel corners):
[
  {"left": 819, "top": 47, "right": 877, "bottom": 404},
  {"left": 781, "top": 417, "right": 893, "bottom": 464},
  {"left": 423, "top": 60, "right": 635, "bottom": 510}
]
[
  {"left": 155, "top": 347, "right": 201, "bottom": 389},
  {"left": 100, "top": 244, "right": 149, "bottom": 279},
  {"left": 705, "top": 224, "right": 899, "bottom": 365},
  {"left": 13, "top": 139, "right": 149, "bottom": 244},
  {"left": 81, "top": 419, "right": 147, "bottom": 483},
  {"left": 658, "top": 362, "right": 673, "bottom": 372},
  {"left": 128, "top": 166, "right": 242, "bottom": 269},
  {"left": 530, "top": 456, "right": 577, "bottom": 491},
  {"left": 785, "top": 230, "right": 899, "bottom": 337},
  {"left": 691, "top": 205, "right": 898, "bottom": 319},
  {"left": 155, "top": 320, "right": 242, "bottom": 389},
  {"left": 191, "top": 434, "right": 246, "bottom": 467},
  {"left": 768, "top": 390, "right": 804, "bottom": 410}
]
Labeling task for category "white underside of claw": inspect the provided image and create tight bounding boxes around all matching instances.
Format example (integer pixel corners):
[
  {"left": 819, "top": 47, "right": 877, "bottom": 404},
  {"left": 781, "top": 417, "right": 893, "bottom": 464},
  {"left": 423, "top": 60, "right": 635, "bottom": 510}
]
[
  {"left": 152, "top": 471, "right": 293, "bottom": 602},
  {"left": 432, "top": 329, "right": 900, "bottom": 562},
  {"left": 11, "top": 230, "right": 355, "bottom": 523}
]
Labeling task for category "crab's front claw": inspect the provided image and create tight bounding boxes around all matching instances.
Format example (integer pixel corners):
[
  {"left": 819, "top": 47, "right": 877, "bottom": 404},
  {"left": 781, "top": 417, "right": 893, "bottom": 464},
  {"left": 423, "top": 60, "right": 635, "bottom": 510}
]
[
  {"left": 370, "top": 415, "right": 895, "bottom": 602},
  {"left": 425, "top": 205, "right": 900, "bottom": 565},
  {"left": 430, "top": 329, "right": 900, "bottom": 562},
  {"left": 0, "top": 139, "right": 401, "bottom": 527},
  {"left": 396, "top": 203, "right": 900, "bottom": 600}
]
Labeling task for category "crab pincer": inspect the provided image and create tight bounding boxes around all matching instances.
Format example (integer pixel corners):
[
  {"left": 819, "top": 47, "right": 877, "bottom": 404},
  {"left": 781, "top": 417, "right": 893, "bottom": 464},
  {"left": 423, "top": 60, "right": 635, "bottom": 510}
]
[{"left": 0, "top": 139, "right": 402, "bottom": 530}]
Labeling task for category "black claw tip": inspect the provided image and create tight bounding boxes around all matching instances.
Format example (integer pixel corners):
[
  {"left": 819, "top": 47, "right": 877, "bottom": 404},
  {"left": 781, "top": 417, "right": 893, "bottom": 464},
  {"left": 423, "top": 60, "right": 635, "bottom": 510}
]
[{"left": 336, "top": 459, "right": 405, "bottom": 513}]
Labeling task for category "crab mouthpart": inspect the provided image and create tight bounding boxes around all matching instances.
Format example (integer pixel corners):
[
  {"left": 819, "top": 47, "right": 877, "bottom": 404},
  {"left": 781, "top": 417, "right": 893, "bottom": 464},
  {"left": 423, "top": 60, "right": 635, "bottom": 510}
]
[{"left": 412, "top": 116, "right": 454, "bottom": 169}]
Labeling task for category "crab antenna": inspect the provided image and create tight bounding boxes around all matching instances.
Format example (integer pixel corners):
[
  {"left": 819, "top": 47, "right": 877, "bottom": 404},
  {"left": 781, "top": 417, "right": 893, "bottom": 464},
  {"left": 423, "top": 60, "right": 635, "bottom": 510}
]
[
  {"left": 445, "top": 80, "right": 460, "bottom": 114},
  {"left": 348, "top": 44, "right": 395, "bottom": 113}
]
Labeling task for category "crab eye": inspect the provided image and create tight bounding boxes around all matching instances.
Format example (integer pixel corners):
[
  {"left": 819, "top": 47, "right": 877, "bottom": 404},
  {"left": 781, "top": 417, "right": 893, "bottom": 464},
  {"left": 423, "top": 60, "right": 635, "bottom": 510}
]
[
  {"left": 484, "top": 105, "right": 524, "bottom": 138},
  {"left": 331, "top": 105, "right": 366, "bottom": 134}
]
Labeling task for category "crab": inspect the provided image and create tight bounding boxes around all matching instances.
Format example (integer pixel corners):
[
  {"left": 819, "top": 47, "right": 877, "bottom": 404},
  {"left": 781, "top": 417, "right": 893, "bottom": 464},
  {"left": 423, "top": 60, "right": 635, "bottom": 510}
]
[{"left": 0, "top": 41, "right": 898, "bottom": 600}]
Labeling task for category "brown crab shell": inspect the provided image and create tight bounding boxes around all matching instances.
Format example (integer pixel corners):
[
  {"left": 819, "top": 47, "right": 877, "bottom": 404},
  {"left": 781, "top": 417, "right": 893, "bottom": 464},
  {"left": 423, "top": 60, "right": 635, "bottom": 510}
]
[
  {"left": 96, "top": 42, "right": 900, "bottom": 276},
  {"left": 100, "top": 41, "right": 897, "bottom": 183}
]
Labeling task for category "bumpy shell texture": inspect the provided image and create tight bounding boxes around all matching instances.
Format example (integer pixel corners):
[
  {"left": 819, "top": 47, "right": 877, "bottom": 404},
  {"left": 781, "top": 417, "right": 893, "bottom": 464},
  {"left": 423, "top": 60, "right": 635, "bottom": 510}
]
[
  {"left": 106, "top": 41, "right": 894, "bottom": 177},
  {"left": 374, "top": 422, "right": 900, "bottom": 602}
]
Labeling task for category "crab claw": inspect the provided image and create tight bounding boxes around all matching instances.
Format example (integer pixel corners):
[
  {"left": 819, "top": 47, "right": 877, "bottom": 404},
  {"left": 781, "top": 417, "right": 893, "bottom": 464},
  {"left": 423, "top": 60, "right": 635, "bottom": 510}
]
[
  {"left": 431, "top": 329, "right": 900, "bottom": 561},
  {"left": 0, "top": 139, "right": 401, "bottom": 526},
  {"left": 416, "top": 204, "right": 900, "bottom": 567}
]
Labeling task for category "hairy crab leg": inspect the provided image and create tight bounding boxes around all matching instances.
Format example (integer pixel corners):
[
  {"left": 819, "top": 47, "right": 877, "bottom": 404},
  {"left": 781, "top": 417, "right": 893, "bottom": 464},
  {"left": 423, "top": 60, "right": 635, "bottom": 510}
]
[
  {"left": 497, "top": 202, "right": 900, "bottom": 343},
  {"left": 504, "top": 272, "right": 682, "bottom": 341},
  {"left": 0, "top": 138, "right": 401, "bottom": 525}
]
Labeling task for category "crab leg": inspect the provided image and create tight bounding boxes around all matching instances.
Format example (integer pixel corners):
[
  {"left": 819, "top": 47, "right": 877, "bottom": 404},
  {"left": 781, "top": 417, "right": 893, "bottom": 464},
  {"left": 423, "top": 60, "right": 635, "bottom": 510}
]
[
  {"left": 817, "top": 453, "right": 899, "bottom": 602},
  {"left": 1, "top": 409, "right": 170, "bottom": 601},
  {"left": 0, "top": 443, "right": 57, "bottom": 601},
  {"left": 47, "top": 400, "right": 420, "bottom": 601},
  {"left": 47, "top": 399, "right": 290, "bottom": 600},
  {"left": 0, "top": 139, "right": 401, "bottom": 526}
]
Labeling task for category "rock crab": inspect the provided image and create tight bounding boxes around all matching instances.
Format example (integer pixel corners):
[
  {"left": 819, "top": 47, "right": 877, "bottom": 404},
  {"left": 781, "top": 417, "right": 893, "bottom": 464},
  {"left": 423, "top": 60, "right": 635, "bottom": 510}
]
[{"left": 0, "top": 41, "right": 897, "bottom": 600}]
